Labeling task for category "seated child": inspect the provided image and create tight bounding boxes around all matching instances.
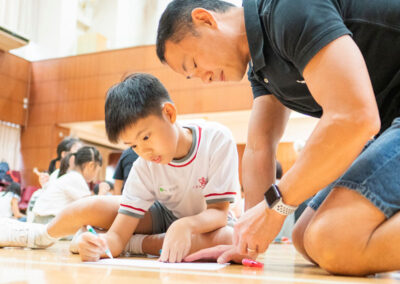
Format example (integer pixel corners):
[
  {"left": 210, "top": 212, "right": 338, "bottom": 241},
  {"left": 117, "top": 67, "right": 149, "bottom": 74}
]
[
  {"left": 32, "top": 146, "right": 102, "bottom": 224},
  {"left": 0, "top": 182, "right": 25, "bottom": 221},
  {"left": 0, "top": 73, "right": 240, "bottom": 263}
]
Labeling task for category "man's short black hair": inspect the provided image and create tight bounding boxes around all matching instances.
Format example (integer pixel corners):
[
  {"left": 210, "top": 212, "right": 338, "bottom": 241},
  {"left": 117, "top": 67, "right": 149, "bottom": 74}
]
[
  {"left": 105, "top": 73, "right": 172, "bottom": 143},
  {"left": 156, "top": 0, "right": 235, "bottom": 63}
]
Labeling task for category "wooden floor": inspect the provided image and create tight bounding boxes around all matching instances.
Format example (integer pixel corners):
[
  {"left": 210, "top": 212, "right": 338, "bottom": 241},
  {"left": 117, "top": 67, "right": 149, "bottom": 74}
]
[{"left": 0, "top": 241, "right": 398, "bottom": 284}]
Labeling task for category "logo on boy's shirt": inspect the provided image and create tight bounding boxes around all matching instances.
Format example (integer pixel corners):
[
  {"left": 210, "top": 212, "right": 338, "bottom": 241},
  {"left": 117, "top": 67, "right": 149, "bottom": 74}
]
[
  {"left": 159, "top": 185, "right": 178, "bottom": 193},
  {"left": 194, "top": 177, "right": 208, "bottom": 190}
]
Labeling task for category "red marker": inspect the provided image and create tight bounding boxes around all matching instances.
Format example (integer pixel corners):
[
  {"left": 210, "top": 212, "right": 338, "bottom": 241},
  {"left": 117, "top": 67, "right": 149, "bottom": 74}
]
[{"left": 242, "top": 258, "right": 264, "bottom": 268}]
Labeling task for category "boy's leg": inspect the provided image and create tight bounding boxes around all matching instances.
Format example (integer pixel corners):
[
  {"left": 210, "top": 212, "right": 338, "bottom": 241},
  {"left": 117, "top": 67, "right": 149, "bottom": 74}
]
[
  {"left": 47, "top": 195, "right": 121, "bottom": 237},
  {"left": 0, "top": 195, "right": 153, "bottom": 248}
]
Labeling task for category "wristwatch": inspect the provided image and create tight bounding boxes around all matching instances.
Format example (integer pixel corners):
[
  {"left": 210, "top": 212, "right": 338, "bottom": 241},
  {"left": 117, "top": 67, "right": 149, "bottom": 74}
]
[{"left": 264, "top": 184, "right": 298, "bottom": 215}]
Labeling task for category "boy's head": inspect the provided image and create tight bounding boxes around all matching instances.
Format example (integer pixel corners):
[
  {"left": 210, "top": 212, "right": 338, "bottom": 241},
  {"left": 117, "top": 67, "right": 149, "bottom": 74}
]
[
  {"left": 105, "top": 73, "right": 173, "bottom": 143},
  {"left": 105, "top": 73, "right": 183, "bottom": 164}
]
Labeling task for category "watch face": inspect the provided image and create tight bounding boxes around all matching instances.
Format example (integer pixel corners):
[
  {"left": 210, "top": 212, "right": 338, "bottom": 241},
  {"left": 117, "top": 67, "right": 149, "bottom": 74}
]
[{"left": 265, "top": 185, "right": 281, "bottom": 207}]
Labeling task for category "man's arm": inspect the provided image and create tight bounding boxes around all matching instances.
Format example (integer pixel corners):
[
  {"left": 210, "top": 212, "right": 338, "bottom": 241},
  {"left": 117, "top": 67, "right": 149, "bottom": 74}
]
[
  {"left": 280, "top": 35, "right": 380, "bottom": 206},
  {"left": 242, "top": 95, "right": 291, "bottom": 209}
]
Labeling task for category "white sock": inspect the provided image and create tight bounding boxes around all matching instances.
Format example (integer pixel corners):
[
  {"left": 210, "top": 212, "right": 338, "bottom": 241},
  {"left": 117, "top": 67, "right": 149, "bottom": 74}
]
[
  {"left": 124, "top": 234, "right": 147, "bottom": 255},
  {"left": 32, "top": 224, "right": 58, "bottom": 248}
]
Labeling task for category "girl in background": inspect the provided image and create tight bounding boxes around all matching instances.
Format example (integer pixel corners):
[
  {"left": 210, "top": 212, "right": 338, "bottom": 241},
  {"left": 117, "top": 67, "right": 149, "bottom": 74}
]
[
  {"left": 32, "top": 146, "right": 102, "bottom": 224},
  {"left": 36, "top": 137, "right": 83, "bottom": 187},
  {"left": 0, "top": 182, "right": 25, "bottom": 221}
]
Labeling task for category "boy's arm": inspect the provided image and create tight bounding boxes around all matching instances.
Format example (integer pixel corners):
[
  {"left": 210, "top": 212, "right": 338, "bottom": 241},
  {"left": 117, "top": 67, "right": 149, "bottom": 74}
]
[
  {"left": 176, "top": 201, "right": 229, "bottom": 234},
  {"left": 159, "top": 201, "right": 229, "bottom": 262},
  {"left": 79, "top": 213, "right": 140, "bottom": 261}
]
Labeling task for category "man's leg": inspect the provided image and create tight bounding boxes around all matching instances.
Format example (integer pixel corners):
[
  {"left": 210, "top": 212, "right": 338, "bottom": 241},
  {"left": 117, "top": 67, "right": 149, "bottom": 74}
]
[
  {"left": 291, "top": 206, "right": 316, "bottom": 263},
  {"left": 304, "top": 187, "right": 400, "bottom": 276}
]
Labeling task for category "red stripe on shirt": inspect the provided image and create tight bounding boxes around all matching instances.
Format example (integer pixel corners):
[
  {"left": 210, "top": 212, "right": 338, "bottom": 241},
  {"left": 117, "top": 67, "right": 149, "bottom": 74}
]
[
  {"left": 169, "top": 126, "right": 202, "bottom": 168},
  {"left": 120, "top": 204, "right": 146, "bottom": 213},
  {"left": 204, "top": 192, "right": 237, "bottom": 198}
]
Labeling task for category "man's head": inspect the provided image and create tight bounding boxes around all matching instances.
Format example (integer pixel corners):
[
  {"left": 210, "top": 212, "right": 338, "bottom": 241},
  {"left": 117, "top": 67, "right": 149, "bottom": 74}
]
[
  {"left": 156, "top": 0, "right": 249, "bottom": 83},
  {"left": 105, "top": 73, "right": 182, "bottom": 164}
]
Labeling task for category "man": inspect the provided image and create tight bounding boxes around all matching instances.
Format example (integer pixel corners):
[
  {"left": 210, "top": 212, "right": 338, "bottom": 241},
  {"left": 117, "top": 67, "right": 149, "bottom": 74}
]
[{"left": 155, "top": 0, "right": 400, "bottom": 276}]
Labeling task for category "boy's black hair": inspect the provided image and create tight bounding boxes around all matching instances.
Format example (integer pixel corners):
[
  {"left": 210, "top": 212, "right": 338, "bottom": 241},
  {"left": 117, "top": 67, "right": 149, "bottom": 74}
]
[
  {"left": 105, "top": 73, "right": 172, "bottom": 143},
  {"left": 156, "top": 0, "right": 234, "bottom": 63},
  {"left": 48, "top": 137, "right": 81, "bottom": 174},
  {"left": 58, "top": 146, "right": 102, "bottom": 177}
]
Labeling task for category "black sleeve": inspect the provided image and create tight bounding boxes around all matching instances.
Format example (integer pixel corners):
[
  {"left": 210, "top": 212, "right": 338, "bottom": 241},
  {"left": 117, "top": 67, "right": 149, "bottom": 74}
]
[
  {"left": 113, "top": 156, "right": 125, "bottom": 180},
  {"left": 270, "top": 0, "right": 352, "bottom": 73},
  {"left": 247, "top": 64, "right": 272, "bottom": 99}
]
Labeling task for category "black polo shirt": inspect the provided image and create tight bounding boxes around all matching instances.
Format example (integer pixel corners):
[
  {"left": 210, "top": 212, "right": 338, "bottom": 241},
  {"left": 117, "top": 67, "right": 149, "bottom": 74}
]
[
  {"left": 113, "top": 147, "right": 138, "bottom": 193},
  {"left": 244, "top": 0, "right": 400, "bottom": 134}
]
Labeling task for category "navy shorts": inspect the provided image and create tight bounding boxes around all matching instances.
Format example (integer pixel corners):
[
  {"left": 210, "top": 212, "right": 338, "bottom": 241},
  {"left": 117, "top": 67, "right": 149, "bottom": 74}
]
[{"left": 308, "top": 117, "right": 400, "bottom": 218}]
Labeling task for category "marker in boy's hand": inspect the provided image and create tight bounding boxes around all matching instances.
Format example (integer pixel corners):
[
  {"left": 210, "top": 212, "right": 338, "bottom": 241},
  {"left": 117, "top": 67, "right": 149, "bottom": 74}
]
[{"left": 86, "top": 225, "right": 113, "bottom": 259}]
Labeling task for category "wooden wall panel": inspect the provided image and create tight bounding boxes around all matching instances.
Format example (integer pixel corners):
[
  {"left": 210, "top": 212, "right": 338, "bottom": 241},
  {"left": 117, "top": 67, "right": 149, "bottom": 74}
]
[{"left": 0, "top": 52, "right": 30, "bottom": 125}]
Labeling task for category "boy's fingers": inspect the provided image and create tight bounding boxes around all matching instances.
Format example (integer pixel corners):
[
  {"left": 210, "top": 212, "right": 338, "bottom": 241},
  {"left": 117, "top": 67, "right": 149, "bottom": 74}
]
[
  {"left": 159, "top": 247, "right": 169, "bottom": 262},
  {"left": 217, "top": 247, "right": 239, "bottom": 264},
  {"left": 184, "top": 245, "right": 229, "bottom": 262}
]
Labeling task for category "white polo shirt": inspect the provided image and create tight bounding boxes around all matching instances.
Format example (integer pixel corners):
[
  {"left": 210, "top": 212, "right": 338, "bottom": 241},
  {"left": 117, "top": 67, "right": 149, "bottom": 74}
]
[
  {"left": 119, "top": 120, "right": 240, "bottom": 219},
  {"left": 33, "top": 170, "right": 91, "bottom": 216}
]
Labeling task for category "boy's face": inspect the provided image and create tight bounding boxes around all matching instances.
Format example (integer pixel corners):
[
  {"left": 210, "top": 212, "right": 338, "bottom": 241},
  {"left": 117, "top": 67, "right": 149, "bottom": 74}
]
[{"left": 119, "top": 109, "right": 179, "bottom": 164}]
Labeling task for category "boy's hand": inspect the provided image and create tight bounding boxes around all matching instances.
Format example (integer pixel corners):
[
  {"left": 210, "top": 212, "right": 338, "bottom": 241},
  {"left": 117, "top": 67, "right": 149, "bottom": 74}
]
[
  {"left": 159, "top": 220, "right": 191, "bottom": 263},
  {"left": 184, "top": 245, "right": 258, "bottom": 264},
  {"left": 78, "top": 232, "right": 108, "bottom": 262}
]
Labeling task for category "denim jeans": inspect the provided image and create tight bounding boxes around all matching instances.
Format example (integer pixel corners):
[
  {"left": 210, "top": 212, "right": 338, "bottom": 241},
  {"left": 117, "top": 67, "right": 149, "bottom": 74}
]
[{"left": 309, "top": 117, "right": 400, "bottom": 218}]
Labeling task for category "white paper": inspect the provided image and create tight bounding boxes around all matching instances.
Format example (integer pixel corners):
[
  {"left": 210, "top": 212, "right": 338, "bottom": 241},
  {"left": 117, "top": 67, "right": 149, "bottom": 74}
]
[{"left": 87, "top": 258, "right": 229, "bottom": 271}]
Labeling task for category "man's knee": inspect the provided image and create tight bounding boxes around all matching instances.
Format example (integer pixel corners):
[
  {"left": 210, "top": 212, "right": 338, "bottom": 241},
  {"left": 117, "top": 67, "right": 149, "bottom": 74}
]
[{"left": 303, "top": 217, "right": 370, "bottom": 276}]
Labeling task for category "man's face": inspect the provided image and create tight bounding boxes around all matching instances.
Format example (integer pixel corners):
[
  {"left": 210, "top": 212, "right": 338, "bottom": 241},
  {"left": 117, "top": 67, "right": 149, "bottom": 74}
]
[{"left": 164, "top": 30, "right": 248, "bottom": 83}]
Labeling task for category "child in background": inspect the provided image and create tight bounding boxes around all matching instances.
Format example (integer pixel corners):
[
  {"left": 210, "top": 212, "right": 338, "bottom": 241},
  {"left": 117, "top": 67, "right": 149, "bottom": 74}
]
[
  {"left": 32, "top": 146, "right": 103, "bottom": 224},
  {"left": 36, "top": 137, "right": 83, "bottom": 188},
  {"left": 0, "top": 182, "right": 25, "bottom": 221}
]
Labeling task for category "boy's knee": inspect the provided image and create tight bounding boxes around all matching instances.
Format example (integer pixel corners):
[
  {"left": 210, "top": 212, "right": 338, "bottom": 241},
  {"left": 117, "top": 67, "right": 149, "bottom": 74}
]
[{"left": 304, "top": 217, "right": 370, "bottom": 276}]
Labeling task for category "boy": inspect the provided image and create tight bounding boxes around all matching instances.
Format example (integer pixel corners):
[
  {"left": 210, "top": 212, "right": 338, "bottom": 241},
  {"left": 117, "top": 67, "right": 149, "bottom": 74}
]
[{"left": 0, "top": 73, "right": 240, "bottom": 263}]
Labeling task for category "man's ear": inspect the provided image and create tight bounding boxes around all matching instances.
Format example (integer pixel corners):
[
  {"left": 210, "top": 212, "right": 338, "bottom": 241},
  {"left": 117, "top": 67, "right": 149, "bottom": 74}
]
[
  {"left": 162, "top": 102, "right": 177, "bottom": 123},
  {"left": 191, "top": 8, "right": 218, "bottom": 29}
]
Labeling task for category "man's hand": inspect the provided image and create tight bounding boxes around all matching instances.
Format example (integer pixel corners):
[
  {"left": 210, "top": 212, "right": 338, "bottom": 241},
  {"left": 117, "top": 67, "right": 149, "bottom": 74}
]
[
  {"left": 184, "top": 245, "right": 257, "bottom": 264},
  {"left": 78, "top": 232, "right": 109, "bottom": 262},
  {"left": 159, "top": 220, "right": 191, "bottom": 263},
  {"left": 234, "top": 200, "right": 286, "bottom": 254}
]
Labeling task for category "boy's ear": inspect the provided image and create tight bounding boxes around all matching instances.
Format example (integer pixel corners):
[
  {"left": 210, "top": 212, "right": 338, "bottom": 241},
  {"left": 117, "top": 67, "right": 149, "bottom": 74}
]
[
  {"left": 191, "top": 8, "right": 218, "bottom": 29},
  {"left": 162, "top": 102, "right": 177, "bottom": 123}
]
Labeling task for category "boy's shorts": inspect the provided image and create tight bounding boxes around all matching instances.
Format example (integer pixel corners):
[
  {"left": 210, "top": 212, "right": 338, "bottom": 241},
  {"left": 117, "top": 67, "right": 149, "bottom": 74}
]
[
  {"left": 308, "top": 117, "right": 400, "bottom": 218},
  {"left": 149, "top": 201, "right": 236, "bottom": 234}
]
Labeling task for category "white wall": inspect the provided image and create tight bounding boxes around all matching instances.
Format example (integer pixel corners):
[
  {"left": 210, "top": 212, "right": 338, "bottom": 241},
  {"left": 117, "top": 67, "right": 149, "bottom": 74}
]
[{"left": 7, "top": 0, "right": 243, "bottom": 61}]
